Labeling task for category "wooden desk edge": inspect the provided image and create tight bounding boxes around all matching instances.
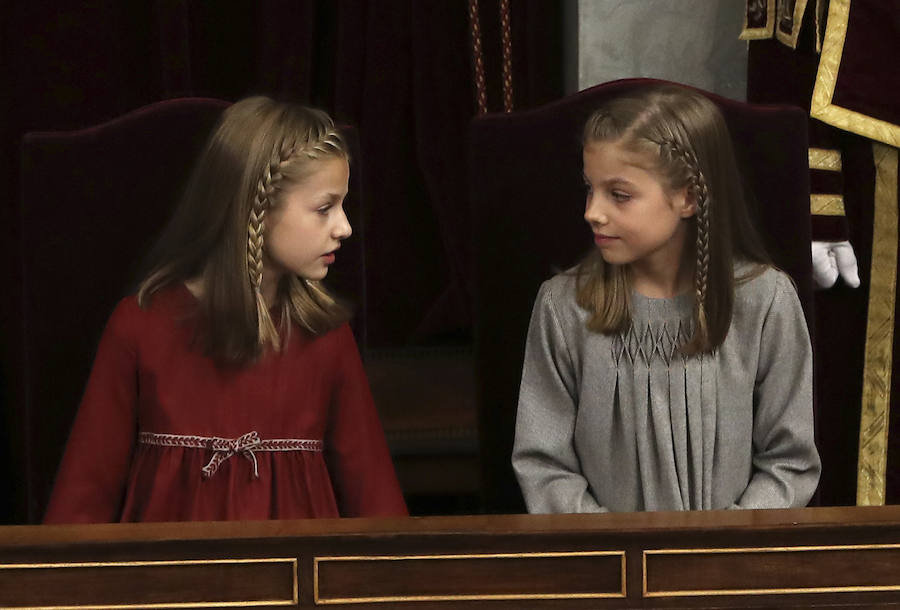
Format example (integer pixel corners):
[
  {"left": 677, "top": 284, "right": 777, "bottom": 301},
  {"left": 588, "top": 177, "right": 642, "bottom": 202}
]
[{"left": 4, "top": 505, "right": 898, "bottom": 547}]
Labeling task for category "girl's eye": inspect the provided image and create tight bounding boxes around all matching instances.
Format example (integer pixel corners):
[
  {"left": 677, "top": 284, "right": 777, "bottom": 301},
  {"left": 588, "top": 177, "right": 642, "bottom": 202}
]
[
  {"left": 611, "top": 190, "right": 630, "bottom": 202},
  {"left": 316, "top": 205, "right": 332, "bottom": 215}
]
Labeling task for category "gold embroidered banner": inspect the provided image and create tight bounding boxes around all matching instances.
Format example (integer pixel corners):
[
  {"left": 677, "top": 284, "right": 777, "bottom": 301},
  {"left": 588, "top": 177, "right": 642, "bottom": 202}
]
[
  {"left": 811, "top": 0, "right": 900, "bottom": 147},
  {"left": 741, "top": 0, "right": 776, "bottom": 39},
  {"left": 815, "top": 0, "right": 828, "bottom": 52},
  {"left": 810, "top": 194, "right": 846, "bottom": 216},
  {"left": 857, "top": 143, "right": 899, "bottom": 506},
  {"left": 809, "top": 148, "right": 843, "bottom": 172},
  {"left": 776, "top": 0, "right": 810, "bottom": 49}
]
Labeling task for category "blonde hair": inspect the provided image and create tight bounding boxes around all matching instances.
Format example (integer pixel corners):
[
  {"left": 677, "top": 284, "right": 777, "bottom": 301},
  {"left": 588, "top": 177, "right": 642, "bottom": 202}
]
[
  {"left": 577, "top": 84, "right": 770, "bottom": 354},
  {"left": 137, "top": 96, "right": 351, "bottom": 365}
]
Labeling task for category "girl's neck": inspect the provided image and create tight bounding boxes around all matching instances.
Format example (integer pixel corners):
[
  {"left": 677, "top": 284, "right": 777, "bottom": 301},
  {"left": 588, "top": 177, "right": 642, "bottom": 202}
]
[
  {"left": 631, "top": 270, "right": 691, "bottom": 299},
  {"left": 630, "top": 251, "right": 695, "bottom": 299},
  {"left": 259, "top": 252, "right": 285, "bottom": 308},
  {"left": 184, "top": 275, "right": 280, "bottom": 307},
  {"left": 259, "top": 272, "right": 280, "bottom": 308},
  {"left": 184, "top": 277, "right": 203, "bottom": 300}
]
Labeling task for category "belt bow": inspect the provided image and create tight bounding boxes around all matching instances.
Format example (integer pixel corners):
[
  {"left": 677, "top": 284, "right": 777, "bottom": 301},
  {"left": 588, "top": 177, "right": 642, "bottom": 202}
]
[{"left": 202, "top": 431, "right": 262, "bottom": 479}]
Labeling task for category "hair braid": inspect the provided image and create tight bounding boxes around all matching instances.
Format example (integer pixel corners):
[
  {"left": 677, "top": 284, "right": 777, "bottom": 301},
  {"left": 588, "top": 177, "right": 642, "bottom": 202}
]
[
  {"left": 303, "top": 129, "right": 345, "bottom": 159},
  {"left": 247, "top": 139, "right": 296, "bottom": 349},
  {"left": 246, "top": 125, "right": 346, "bottom": 351},
  {"left": 661, "top": 140, "right": 711, "bottom": 345}
]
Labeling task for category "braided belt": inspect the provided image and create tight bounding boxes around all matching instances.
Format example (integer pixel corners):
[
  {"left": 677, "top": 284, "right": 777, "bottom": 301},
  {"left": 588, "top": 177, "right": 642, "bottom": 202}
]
[{"left": 139, "top": 431, "right": 323, "bottom": 479}]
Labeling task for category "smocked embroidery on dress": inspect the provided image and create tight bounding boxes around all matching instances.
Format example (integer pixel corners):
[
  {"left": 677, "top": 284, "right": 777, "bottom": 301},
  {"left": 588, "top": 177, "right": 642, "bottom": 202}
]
[{"left": 611, "top": 319, "right": 696, "bottom": 366}]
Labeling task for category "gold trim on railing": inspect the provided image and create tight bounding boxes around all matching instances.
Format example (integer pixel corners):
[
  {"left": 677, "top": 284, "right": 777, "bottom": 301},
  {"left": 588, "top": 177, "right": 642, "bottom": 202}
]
[
  {"left": 0, "top": 558, "right": 298, "bottom": 610},
  {"left": 643, "top": 543, "right": 900, "bottom": 597},
  {"left": 313, "top": 551, "right": 626, "bottom": 604},
  {"left": 811, "top": 194, "right": 846, "bottom": 216}
]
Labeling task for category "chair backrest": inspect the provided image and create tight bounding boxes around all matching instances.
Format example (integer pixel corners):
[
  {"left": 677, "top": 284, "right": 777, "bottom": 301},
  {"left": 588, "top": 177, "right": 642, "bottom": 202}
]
[
  {"left": 18, "top": 98, "right": 366, "bottom": 522},
  {"left": 470, "top": 78, "right": 812, "bottom": 512}
]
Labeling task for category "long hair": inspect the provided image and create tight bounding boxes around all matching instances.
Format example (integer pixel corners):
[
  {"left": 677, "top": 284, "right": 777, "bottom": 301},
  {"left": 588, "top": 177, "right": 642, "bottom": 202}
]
[
  {"left": 576, "top": 84, "right": 771, "bottom": 354},
  {"left": 137, "top": 96, "right": 350, "bottom": 365}
]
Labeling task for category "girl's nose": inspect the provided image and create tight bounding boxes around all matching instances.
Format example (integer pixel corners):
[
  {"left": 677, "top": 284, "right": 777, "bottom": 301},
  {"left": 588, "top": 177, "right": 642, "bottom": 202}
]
[
  {"left": 334, "top": 209, "right": 352, "bottom": 240},
  {"left": 584, "top": 196, "right": 608, "bottom": 227}
]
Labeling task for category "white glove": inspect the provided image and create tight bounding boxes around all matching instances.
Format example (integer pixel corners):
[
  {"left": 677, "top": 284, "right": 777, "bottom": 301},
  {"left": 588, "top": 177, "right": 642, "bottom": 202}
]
[{"left": 811, "top": 240, "right": 860, "bottom": 289}]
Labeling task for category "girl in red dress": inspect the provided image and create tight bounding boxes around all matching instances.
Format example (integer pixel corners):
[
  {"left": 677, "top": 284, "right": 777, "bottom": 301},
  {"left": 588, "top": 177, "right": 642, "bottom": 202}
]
[{"left": 44, "top": 97, "right": 407, "bottom": 523}]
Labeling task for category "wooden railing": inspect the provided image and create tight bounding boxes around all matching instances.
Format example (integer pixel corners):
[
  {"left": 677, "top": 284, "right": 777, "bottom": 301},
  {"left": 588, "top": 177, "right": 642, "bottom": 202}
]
[{"left": 2, "top": 506, "right": 899, "bottom": 608}]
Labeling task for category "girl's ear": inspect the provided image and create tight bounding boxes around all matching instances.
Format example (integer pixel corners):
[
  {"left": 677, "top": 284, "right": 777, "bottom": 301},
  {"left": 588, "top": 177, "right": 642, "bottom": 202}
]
[{"left": 675, "top": 186, "right": 697, "bottom": 219}]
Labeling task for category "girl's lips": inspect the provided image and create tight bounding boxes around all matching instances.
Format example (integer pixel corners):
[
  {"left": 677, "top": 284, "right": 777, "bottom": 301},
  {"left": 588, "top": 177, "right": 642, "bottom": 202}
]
[
  {"left": 321, "top": 253, "right": 336, "bottom": 264},
  {"left": 594, "top": 234, "right": 618, "bottom": 246}
]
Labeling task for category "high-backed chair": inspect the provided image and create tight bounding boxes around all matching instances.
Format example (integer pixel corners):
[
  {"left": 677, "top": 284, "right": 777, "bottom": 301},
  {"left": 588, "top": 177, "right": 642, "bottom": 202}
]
[
  {"left": 470, "top": 78, "right": 813, "bottom": 512},
  {"left": 18, "top": 99, "right": 367, "bottom": 522}
]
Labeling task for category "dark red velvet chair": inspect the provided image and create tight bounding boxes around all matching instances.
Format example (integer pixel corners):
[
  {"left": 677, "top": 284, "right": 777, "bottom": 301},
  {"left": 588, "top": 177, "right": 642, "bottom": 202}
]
[
  {"left": 470, "top": 78, "right": 813, "bottom": 512},
  {"left": 18, "top": 99, "right": 367, "bottom": 522}
]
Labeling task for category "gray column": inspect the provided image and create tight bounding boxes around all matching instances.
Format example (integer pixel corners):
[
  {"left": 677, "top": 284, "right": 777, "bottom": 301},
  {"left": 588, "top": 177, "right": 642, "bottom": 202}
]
[{"left": 565, "top": 0, "right": 748, "bottom": 101}]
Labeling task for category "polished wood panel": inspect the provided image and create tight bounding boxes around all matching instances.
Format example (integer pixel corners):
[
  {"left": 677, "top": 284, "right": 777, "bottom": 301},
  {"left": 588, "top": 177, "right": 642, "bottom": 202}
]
[
  {"left": 0, "top": 559, "right": 297, "bottom": 609},
  {"left": 314, "top": 552, "right": 624, "bottom": 603},
  {"left": 1, "top": 506, "right": 899, "bottom": 609},
  {"left": 644, "top": 545, "right": 900, "bottom": 596}
]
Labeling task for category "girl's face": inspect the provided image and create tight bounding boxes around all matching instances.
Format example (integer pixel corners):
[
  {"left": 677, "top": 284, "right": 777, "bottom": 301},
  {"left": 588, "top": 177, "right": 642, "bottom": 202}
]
[
  {"left": 264, "top": 156, "right": 351, "bottom": 282},
  {"left": 582, "top": 140, "right": 695, "bottom": 281}
]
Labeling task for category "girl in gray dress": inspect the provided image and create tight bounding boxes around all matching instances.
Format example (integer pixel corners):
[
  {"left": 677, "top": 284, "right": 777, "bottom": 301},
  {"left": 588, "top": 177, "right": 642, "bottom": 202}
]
[{"left": 513, "top": 84, "right": 821, "bottom": 513}]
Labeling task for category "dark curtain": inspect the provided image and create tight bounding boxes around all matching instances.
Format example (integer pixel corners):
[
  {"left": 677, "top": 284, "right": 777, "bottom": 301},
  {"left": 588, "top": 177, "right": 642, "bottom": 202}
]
[{"left": 0, "top": 0, "right": 562, "bottom": 523}]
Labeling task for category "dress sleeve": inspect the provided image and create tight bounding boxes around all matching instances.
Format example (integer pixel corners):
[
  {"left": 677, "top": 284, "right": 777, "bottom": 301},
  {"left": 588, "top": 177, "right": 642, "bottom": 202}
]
[
  {"left": 43, "top": 300, "right": 139, "bottom": 523},
  {"left": 735, "top": 273, "right": 822, "bottom": 509},
  {"left": 325, "top": 324, "right": 407, "bottom": 517},
  {"left": 512, "top": 282, "right": 606, "bottom": 513}
]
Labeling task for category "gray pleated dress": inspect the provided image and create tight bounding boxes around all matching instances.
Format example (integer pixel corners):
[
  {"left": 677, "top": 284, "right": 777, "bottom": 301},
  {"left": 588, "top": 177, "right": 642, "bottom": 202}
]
[{"left": 512, "top": 266, "right": 821, "bottom": 513}]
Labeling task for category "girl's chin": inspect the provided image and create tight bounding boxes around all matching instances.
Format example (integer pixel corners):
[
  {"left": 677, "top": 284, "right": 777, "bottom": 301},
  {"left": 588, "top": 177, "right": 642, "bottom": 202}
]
[
  {"left": 299, "top": 268, "right": 329, "bottom": 281},
  {"left": 597, "top": 251, "right": 629, "bottom": 265}
]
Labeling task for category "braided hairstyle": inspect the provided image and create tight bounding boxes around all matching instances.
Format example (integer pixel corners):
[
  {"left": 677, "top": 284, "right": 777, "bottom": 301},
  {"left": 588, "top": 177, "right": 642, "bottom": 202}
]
[
  {"left": 577, "top": 84, "right": 770, "bottom": 354},
  {"left": 138, "top": 96, "right": 350, "bottom": 365},
  {"left": 247, "top": 139, "right": 294, "bottom": 349},
  {"left": 246, "top": 120, "right": 347, "bottom": 351},
  {"left": 658, "top": 139, "right": 713, "bottom": 352}
]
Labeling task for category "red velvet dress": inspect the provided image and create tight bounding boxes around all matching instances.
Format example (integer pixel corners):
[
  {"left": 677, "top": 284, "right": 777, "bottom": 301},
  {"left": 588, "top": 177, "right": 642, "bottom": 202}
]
[{"left": 44, "top": 285, "right": 407, "bottom": 523}]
